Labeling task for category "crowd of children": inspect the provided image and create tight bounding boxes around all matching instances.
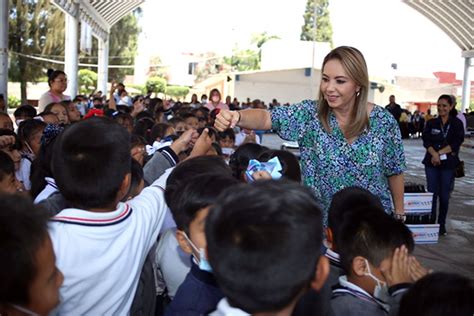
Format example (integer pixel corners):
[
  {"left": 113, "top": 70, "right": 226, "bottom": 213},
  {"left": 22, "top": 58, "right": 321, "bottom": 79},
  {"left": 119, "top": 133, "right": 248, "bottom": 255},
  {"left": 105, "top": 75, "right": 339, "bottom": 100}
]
[{"left": 0, "top": 85, "right": 473, "bottom": 315}]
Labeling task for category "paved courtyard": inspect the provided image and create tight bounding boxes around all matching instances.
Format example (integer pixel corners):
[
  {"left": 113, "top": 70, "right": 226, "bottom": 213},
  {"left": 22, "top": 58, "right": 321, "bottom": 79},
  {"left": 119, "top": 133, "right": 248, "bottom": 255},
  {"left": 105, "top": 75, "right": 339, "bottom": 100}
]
[{"left": 262, "top": 133, "right": 474, "bottom": 278}]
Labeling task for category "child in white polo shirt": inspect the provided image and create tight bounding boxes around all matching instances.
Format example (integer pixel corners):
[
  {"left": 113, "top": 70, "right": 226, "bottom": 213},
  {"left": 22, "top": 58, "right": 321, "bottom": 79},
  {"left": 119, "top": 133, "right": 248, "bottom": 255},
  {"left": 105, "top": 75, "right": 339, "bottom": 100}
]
[{"left": 48, "top": 117, "right": 197, "bottom": 315}]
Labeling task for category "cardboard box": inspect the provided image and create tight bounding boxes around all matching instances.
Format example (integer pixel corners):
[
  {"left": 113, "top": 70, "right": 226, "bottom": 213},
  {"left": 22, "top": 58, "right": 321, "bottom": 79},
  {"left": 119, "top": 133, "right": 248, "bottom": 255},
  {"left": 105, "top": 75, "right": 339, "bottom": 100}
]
[
  {"left": 404, "top": 193, "right": 433, "bottom": 215},
  {"left": 406, "top": 224, "right": 440, "bottom": 244}
]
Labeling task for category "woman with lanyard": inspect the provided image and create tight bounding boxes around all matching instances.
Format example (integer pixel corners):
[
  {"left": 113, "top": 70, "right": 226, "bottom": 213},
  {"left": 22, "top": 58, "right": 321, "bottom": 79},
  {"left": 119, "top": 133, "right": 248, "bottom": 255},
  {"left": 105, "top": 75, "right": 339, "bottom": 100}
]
[
  {"left": 215, "top": 46, "right": 406, "bottom": 225},
  {"left": 38, "top": 69, "right": 70, "bottom": 112},
  {"left": 422, "top": 94, "right": 464, "bottom": 235}
]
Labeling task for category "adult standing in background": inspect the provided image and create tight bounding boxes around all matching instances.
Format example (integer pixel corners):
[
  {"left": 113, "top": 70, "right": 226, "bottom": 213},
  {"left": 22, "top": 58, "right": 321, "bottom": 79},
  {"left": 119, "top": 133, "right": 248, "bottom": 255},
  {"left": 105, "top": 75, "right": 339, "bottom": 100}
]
[
  {"left": 204, "top": 89, "right": 229, "bottom": 112},
  {"left": 38, "top": 69, "right": 70, "bottom": 112},
  {"left": 422, "top": 94, "right": 464, "bottom": 236},
  {"left": 385, "top": 95, "right": 402, "bottom": 123},
  {"left": 215, "top": 46, "right": 406, "bottom": 224}
]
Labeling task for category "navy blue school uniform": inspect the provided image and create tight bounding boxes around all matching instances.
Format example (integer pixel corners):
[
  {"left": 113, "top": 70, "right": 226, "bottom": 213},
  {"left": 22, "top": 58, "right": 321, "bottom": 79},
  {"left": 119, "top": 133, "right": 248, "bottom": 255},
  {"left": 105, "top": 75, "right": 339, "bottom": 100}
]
[{"left": 165, "top": 259, "right": 223, "bottom": 316}]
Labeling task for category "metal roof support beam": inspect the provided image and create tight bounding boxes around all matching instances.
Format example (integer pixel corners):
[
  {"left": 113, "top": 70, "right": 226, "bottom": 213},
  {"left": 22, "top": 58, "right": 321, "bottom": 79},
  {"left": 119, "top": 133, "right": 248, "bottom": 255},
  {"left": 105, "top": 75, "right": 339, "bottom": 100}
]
[
  {"left": 64, "top": 2, "right": 79, "bottom": 99},
  {"left": 97, "top": 37, "right": 109, "bottom": 96},
  {"left": 0, "top": 0, "right": 8, "bottom": 109},
  {"left": 461, "top": 55, "right": 472, "bottom": 113}
]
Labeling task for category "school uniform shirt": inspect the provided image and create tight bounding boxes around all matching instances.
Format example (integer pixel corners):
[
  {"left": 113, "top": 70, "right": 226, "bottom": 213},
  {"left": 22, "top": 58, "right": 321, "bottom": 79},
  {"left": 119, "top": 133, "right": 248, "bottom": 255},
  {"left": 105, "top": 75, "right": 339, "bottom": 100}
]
[
  {"left": 34, "top": 177, "right": 59, "bottom": 204},
  {"left": 155, "top": 228, "right": 191, "bottom": 299},
  {"left": 209, "top": 298, "right": 250, "bottom": 316},
  {"left": 325, "top": 248, "right": 344, "bottom": 288},
  {"left": 48, "top": 178, "right": 168, "bottom": 315}
]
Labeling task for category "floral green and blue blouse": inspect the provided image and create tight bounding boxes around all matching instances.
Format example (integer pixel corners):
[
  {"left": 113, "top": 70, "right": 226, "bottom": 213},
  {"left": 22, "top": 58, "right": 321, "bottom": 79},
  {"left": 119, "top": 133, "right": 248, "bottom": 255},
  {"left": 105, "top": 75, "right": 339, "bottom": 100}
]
[{"left": 271, "top": 100, "right": 406, "bottom": 224}]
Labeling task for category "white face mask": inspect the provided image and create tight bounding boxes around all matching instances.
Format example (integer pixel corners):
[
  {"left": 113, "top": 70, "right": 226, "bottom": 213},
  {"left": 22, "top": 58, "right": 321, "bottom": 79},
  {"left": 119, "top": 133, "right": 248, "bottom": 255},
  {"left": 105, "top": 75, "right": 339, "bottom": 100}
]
[
  {"left": 364, "top": 259, "right": 390, "bottom": 302},
  {"left": 11, "top": 304, "right": 40, "bottom": 316},
  {"left": 182, "top": 232, "right": 212, "bottom": 272}
]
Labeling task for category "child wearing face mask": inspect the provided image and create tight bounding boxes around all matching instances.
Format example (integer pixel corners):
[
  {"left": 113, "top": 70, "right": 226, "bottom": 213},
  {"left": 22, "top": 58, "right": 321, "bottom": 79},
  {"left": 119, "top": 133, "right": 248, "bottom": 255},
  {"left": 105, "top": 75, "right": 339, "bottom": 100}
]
[
  {"left": 165, "top": 174, "right": 239, "bottom": 316},
  {"left": 332, "top": 208, "right": 421, "bottom": 316}
]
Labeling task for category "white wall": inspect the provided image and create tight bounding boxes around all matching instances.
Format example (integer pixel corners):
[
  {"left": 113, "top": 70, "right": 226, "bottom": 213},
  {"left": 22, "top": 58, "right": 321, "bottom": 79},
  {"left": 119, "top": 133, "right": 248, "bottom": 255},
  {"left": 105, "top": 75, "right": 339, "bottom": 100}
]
[{"left": 233, "top": 68, "right": 321, "bottom": 104}]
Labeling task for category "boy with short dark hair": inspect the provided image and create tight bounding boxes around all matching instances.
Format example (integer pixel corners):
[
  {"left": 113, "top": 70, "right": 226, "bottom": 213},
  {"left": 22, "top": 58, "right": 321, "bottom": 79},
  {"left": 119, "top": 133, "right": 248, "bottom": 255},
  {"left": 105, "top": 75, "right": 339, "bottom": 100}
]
[
  {"left": 48, "top": 117, "right": 193, "bottom": 314},
  {"left": 207, "top": 180, "right": 329, "bottom": 316},
  {"left": 165, "top": 174, "right": 239, "bottom": 315},
  {"left": 0, "top": 194, "right": 64, "bottom": 315},
  {"left": 332, "top": 209, "right": 415, "bottom": 316}
]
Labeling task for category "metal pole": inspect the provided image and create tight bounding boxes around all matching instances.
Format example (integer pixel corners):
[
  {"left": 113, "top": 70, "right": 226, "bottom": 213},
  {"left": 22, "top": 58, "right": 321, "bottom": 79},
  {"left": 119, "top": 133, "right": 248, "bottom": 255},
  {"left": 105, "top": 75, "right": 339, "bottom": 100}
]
[
  {"left": 461, "top": 57, "right": 471, "bottom": 113},
  {"left": 97, "top": 37, "right": 109, "bottom": 95},
  {"left": 0, "top": 0, "right": 8, "bottom": 110},
  {"left": 311, "top": 0, "right": 318, "bottom": 100},
  {"left": 64, "top": 3, "right": 79, "bottom": 99}
]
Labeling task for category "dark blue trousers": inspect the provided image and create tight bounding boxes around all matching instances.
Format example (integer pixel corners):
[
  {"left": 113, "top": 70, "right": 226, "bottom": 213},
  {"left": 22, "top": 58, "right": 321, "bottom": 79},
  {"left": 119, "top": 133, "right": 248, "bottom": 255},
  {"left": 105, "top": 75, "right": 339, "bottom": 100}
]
[{"left": 425, "top": 166, "right": 455, "bottom": 226}]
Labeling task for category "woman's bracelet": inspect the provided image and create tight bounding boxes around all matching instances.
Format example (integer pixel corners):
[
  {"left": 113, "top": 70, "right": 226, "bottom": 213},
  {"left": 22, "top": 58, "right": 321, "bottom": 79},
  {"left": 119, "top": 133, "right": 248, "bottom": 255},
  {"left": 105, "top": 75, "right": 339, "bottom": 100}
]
[
  {"left": 236, "top": 111, "right": 241, "bottom": 124},
  {"left": 394, "top": 212, "right": 406, "bottom": 223}
]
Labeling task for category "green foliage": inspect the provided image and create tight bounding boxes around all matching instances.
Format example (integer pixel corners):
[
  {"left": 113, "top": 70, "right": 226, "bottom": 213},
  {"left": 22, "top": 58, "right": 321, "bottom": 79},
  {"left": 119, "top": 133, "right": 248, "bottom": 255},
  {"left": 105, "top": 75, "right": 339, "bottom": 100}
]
[
  {"left": 81, "top": 11, "right": 141, "bottom": 82},
  {"left": 166, "top": 86, "right": 189, "bottom": 100},
  {"left": 128, "top": 84, "right": 147, "bottom": 95},
  {"left": 8, "top": 0, "right": 64, "bottom": 103},
  {"left": 146, "top": 77, "right": 167, "bottom": 95},
  {"left": 300, "top": 0, "right": 333, "bottom": 47},
  {"left": 224, "top": 49, "right": 260, "bottom": 72},
  {"left": 78, "top": 69, "right": 98, "bottom": 95},
  {"left": 7, "top": 95, "right": 21, "bottom": 108}
]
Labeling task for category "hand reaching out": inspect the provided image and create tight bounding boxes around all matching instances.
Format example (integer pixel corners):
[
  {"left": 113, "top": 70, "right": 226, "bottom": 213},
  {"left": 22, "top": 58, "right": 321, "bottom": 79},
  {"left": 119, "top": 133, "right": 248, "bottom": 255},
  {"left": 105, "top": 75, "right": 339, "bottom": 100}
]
[
  {"left": 215, "top": 110, "right": 240, "bottom": 131},
  {"left": 0, "top": 135, "right": 15, "bottom": 148}
]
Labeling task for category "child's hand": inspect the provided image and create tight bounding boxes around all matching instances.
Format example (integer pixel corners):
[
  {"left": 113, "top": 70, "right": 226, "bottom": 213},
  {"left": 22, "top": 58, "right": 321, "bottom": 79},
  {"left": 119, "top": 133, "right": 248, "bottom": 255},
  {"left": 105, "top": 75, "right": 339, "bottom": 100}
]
[
  {"left": 0, "top": 135, "right": 15, "bottom": 148},
  {"left": 381, "top": 245, "right": 412, "bottom": 287},
  {"left": 170, "top": 129, "right": 196, "bottom": 155},
  {"left": 189, "top": 128, "right": 213, "bottom": 158},
  {"left": 408, "top": 256, "right": 431, "bottom": 282}
]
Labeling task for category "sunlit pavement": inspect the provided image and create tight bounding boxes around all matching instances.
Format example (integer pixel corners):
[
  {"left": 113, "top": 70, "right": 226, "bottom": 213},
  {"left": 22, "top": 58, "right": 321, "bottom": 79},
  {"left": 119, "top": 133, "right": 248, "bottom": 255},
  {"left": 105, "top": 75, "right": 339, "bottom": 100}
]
[{"left": 262, "top": 133, "right": 474, "bottom": 278}]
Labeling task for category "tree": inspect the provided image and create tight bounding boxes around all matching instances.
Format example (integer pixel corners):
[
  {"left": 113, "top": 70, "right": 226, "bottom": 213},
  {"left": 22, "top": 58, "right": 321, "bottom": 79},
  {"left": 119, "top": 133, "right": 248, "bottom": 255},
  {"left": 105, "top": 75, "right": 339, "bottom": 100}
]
[
  {"left": 8, "top": 0, "right": 64, "bottom": 104},
  {"left": 146, "top": 77, "right": 167, "bottom": 96},
  {"left": 166, "top": 86, "right": 189, "bottom": 100},
  {"left": 81, "top": 11, "right": 141, "bottom": 82},
  {"left": 300, "top": 0, "right": 333, "bottom": 47},
  {"left": 78, "top": 69, "right": 98, "bottom": 95},
  {"left": 223, "top": 49, "right": 259, "bottom": 72}
]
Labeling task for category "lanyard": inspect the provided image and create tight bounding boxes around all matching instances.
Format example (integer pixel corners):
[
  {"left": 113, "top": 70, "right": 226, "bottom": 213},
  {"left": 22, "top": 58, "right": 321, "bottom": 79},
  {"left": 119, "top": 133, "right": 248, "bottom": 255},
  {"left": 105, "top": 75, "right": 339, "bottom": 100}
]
[{"left": 441, "top": 122, "right": 450, "bottom": 140}]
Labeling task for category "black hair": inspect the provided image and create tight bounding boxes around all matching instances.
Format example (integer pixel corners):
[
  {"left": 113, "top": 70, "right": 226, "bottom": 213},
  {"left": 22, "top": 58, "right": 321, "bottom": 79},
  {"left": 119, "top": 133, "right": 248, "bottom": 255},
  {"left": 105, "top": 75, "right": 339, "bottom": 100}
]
[
  {"left": 165, "top": 156, "right": 231, "bottom": 210},
  {"left": 44, "top": 102, "right": 68, "bottom": 116},
  {"left": 17, "top": 119, "right": 46, "bottom": 149},
  {"left": 0, "top": 194, "right": 50, "bottom": 306},
  {"left": 211, "top": 142, "right": 223, "bottom": 156},
  {"left": 168, "top": 117, "right": 185, "bottom": 127},
  {"left": 47, "top": 69, "right": 66, "bottom": 87},
  {"left": 180, "top": 112, "right": 198, "bottom": 121},
  {"left": 258, "top": 149, "right": 301, "bottom": 182},
  {"left": 121, "top": 158, "right": 144, "bottom": 202},
  {"left": 132, "top": 117, "right": 155, "bottom": 144},
  {"left": 206, "top": 180, "right": 323, "bottom": 313},
  {"left": 438, "top": 94, "right": 458, "bottom": 117},
  {"left": 337, "top": 209, "right": 415, "bottom": 274},
  {"left": 30, "top": 126, "right": 62, "bottom": 199},
  {"left": 229, "top": 143, "right": 268, "bottom": 180},
  {"left": 399, "top": 272, "right": 474, "bottom": 316},
  {"left": 114, "top": 112, "right": 133, "bottom": 127},
  {"left": 52, "top": 117, "right": 131, "bottom": 209},
  {"left": 13, "top": 105, "right": 37, "bottom": 119},
  {"left": 328, "top": 187, "right": 384, "bottom": 249},
  {"left": 169, "top": 174, "right": 238, "bottom": 232},
  {"left": 0, "top": 151, "right": 15, "bottom": 181},
  {"left": 130, "top": 134, "right": 147, "bottom": 149},
  {"left": 218, "top": 128, "right": 235, "bottom": 142},
  {"left": 150, "top": 123, "right": 173, "bottom": 144}
]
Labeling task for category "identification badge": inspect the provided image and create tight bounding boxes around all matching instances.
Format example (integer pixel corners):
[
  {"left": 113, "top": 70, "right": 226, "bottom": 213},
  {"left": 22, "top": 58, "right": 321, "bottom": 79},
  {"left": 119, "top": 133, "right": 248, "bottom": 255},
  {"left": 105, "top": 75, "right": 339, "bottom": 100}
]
[{"left": 440, "top": 154, "right": 447, "bottom": 160}]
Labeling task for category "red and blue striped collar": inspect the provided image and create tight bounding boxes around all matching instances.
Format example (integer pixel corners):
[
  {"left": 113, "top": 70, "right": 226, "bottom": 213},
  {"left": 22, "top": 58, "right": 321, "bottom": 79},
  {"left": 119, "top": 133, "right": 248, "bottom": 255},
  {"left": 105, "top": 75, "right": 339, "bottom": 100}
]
[{"left": 51, "top": 203, "right": 133, "bottom": 227}]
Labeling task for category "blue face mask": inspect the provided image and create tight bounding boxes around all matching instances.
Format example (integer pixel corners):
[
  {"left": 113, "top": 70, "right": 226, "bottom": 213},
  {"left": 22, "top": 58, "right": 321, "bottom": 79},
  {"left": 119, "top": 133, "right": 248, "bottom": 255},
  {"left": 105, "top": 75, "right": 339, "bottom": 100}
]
[{"left": 183, "top": 232, "right": 212, "bottom": 272}]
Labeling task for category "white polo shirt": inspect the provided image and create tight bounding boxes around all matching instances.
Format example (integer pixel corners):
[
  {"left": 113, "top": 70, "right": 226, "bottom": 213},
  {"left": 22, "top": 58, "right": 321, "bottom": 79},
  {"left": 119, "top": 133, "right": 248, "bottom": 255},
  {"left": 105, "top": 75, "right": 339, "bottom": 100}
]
[{"left": 48, "top": 181, "right": 167, "bottom": 315}]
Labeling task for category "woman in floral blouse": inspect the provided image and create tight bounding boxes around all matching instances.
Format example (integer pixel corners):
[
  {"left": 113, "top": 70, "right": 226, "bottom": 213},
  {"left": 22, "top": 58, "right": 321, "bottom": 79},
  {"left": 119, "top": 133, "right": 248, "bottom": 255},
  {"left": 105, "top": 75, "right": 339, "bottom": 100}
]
[{"left": 215, "top": 46, "right": 406, "bottom": 224}]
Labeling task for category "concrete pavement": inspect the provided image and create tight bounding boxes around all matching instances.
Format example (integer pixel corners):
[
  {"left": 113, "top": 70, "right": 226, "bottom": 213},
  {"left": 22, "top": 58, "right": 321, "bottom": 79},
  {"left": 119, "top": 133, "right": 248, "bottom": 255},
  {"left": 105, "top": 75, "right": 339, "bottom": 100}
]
[{"left": 261, "top": 134, "right": 474, "bottom": 278}]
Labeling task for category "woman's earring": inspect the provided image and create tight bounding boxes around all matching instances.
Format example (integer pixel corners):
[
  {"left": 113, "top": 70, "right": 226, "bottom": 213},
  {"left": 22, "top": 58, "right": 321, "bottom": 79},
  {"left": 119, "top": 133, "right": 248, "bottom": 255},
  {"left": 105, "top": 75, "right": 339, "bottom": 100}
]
[{"left": 356, "top": 90, "right": 361, "bottom": 97}]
